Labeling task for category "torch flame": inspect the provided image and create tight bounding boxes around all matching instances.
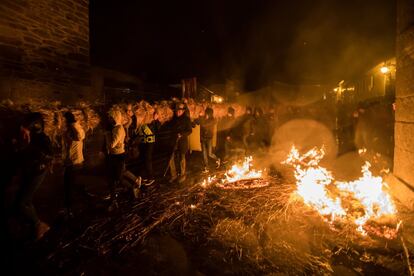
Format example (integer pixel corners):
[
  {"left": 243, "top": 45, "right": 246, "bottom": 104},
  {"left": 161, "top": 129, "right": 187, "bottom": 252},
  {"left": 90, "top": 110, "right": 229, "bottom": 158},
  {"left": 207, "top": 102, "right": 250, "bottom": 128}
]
[{"left": 284, "top": 146, "right": 397, "bottom": 237}]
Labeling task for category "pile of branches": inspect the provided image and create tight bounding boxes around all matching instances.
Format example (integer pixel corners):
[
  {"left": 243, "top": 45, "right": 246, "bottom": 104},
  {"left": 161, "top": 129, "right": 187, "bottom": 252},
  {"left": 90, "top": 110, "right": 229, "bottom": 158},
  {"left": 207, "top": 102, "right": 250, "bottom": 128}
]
[
  {"left": 48, "top": 171, "right": 409, "bottom": 274},
  {"left": 0, "top": 99, "right": 100, "bottom": 147},
  {"left": 1, "top": 98, "right": 247, "bottom": 173},
  {"left": 109, "top": 98, "right": 246, "bottom": 125},
  {"left": 1, "top": 98, "right": 246, "bottom": 144}
]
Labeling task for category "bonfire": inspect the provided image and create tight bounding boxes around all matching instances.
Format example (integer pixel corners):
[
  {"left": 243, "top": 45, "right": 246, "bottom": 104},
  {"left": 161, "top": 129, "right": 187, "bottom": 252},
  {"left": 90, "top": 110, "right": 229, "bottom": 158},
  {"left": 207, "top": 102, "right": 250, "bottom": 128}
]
[
  {"left": 48, "top": 148, "right": 411, "bottom": 275},
  {"left": 201, "top": 156, "right": 269, "bottom": 190},
  {"left": 283, "top": 145, "right": 400, "bottom": 239}
]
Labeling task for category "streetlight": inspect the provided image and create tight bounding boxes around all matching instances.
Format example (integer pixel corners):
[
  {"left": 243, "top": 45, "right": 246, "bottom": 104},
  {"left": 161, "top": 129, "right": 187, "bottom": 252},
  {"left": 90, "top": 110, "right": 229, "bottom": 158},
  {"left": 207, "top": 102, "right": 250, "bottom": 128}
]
[
  {"left": 380, "top": 66, "right": 390, "bottom": 74},
  {"left": 211, "top": 95, "right": 224, "bottom": 103},
  {"left": 379, "top": 63, "right": 396, "bottom": 100}
]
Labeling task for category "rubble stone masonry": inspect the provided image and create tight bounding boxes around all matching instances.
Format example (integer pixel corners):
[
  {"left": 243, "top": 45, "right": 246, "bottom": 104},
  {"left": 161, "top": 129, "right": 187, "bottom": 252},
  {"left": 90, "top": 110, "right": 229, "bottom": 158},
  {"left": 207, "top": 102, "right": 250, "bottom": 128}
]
[
  {"left": 0, "top": 0, "right": 94, "bottom": 103},
  {"left": 395, "top": 0, "right": 414, "bottom": 188}
]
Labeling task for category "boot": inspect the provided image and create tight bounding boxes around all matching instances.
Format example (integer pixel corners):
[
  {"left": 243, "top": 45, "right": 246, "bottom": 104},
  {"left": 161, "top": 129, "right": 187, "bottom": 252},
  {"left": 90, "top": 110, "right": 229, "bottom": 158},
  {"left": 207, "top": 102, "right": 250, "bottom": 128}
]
[
  {"left": 107, "top": 192, "right": 119, "bottom": 212},
  {"left": 143, "top": 178, "right": 155, "bottom": 186},
  {"left": 169, "top": 175, "right": 178, "bottom": 183},
  {"left": 62, "top": 208, "right": 74, "bottom": 221},
  {"left": 178, "top": 174, "right": 186, "bottom": 184},
  {"left": 216, "top": 158, "right": 221, "bottom": 168},
  {"left": 132, "top": 187, "right": 140, "bottom": 199},
  {"left": 36, "top": 221, "right": 50, "bottom": 241},
  {"left": 132, "top": 176, "right": 142, "bottom": 199},
  {"left": 108, "top": 199, "right": 119, "bottom": 212}
]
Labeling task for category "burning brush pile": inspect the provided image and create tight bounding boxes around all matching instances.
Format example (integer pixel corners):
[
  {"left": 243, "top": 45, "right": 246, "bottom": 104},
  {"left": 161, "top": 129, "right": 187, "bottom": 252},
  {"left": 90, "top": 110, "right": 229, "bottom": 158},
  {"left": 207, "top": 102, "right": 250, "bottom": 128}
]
[
  {"left": 202, "top": 156, "right": 269, "bottom": 190},
  {"left": 49, "top": 150, "right": 409, "bottom": 274},
  {"left": 283, "top": 146, "right": 400, "bottom": 239}
]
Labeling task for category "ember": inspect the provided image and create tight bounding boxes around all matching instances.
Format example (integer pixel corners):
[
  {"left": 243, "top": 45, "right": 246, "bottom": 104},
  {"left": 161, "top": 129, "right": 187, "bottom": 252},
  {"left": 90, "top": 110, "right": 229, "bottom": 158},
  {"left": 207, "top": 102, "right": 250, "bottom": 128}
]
[{"left": 283, "top": 146, "right": 399, "bottom": 238}]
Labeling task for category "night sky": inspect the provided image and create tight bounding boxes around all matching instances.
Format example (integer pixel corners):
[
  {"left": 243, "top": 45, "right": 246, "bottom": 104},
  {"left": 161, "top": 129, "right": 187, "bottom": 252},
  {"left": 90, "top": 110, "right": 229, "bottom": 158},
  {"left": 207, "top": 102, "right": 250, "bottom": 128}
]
[{"left": 90, "top": 0, "right": 396, "bottom": 90}]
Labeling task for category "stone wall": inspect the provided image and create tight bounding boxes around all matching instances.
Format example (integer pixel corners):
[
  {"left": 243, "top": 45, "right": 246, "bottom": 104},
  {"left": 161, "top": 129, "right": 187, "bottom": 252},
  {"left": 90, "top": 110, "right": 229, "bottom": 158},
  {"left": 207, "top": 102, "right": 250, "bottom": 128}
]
[
  {"left": 394, "top": 0, "right": 414, "bottom": 189},
  {"left": 0, "top": 0, "right": 94, "bottom": 103}
]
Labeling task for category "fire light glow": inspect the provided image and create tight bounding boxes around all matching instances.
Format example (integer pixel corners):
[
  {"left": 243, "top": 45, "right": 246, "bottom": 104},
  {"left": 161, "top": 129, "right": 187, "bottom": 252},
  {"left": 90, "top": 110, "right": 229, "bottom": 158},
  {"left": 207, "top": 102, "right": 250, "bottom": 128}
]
[
  {"left": 216, "top": 156, "right": 269, "bottom": 190},
  {"left": 283, "top": 146, "right": 398, "bottom": 238},
  {"left": 223, "top": 156, "right": 262, "bottom": 183},
  {"left": 201, "top": 156, "right": 268, "bottom": 190},
  {"left": 201, "top": 175, "right": 216, "bottom": 188},
  {"left": 380, "top": 66, "right": 390, "bottom": 74}
]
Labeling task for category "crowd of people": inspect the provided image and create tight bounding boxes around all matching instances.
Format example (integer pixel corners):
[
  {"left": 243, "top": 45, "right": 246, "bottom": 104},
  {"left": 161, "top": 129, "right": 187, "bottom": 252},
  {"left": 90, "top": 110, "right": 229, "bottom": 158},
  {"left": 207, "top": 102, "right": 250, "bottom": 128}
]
[{"left": 2, "top": 99, "right": 279, "bottom": 241}]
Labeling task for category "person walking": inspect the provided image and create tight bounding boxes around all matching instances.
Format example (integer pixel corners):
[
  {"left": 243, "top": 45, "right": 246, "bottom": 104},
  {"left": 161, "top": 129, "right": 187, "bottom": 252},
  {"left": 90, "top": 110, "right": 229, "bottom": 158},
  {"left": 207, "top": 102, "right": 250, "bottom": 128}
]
[
  {"left": 122, "top": 104, "right": 142, "bottom": 198},
  {"left": 15, "top": 112, "right": 52, "bottom": 240},
  {"left": 218, "top": 107, "right": 236, "bottom": 162},
  {"left": 62, "top": 111, "right": 86, "bottom": 218},
  {"left": 250, "top": 107, "right": 269, "bottom": 152},
  {"left": 135, "top": 111, "right": 160, "bottom": 185},
  {"left": 105, "top": 109, "right": 126, "bottom": 211},
  {"left": 195, "top": 107, "right": 220, "bottom": 173},
  {"left": 240, "top": 107, "right": 254, "bottom": 153},
  {"left": 168, "top": 103, "right": 192, "bottom": 184}
]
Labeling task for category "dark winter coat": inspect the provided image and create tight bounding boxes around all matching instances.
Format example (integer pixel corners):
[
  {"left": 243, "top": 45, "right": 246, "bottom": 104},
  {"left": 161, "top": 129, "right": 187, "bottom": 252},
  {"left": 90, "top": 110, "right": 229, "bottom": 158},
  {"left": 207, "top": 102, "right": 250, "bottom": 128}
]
[
  {"left": 195, "top": 116, "right": 216, "bottom": 141},
  {"left": 20, "top": 131, "right": 53, "bottom": 173},
  {"left": 171, "top": 114, "right": 192, "bottom": 154}
]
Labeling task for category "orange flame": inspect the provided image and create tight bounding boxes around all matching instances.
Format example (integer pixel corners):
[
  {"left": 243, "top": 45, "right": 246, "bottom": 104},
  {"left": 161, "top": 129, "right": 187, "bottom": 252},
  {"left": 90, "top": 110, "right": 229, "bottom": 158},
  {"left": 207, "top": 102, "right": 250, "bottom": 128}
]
[
  {"left": 201, "top": 175, "right": 216, "bottom": 188},
  {"left": 223, "top": 156, "right": 262, "bottom": 183},
  {"left": 201, "top": 156, "right": 268, "bottom": 190},
  {"left": 283, "top": 146, "right": 346, "bottom": 221},
  {"left": 284, "top": 146, "right": 397, "bottom": 237},
  {"left": 336, "top": 162, "right": 396, "bottom": 234}
]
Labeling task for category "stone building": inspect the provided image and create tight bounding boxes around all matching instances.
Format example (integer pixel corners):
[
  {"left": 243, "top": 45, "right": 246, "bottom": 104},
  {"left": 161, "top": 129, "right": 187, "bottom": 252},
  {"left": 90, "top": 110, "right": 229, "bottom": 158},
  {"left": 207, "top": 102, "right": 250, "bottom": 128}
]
[
  {"left": 0, "top": 0, "right": 92, "bottom": 103},
  {"left": 392, "top": 0, "right": 414, "bottom": 206}
]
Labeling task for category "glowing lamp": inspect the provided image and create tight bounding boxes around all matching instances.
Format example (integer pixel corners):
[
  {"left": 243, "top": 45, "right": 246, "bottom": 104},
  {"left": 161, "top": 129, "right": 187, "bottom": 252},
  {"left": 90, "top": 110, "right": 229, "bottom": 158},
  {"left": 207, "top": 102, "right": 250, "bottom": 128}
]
[
  {"left": 212, "top": 95, "right": 224, "bottom": 103},
  {"left": 380, "top": 66, "right": 390, "bottom": 74}
]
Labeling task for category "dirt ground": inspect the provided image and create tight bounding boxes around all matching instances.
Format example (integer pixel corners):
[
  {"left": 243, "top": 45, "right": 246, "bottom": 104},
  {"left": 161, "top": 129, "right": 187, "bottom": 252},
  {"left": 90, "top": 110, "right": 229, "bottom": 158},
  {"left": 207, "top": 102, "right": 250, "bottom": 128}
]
[
  {"left": 4, "top": 146, "right": 412, "bottom": 275},
  {"left": 5, "top": 147, "right": 208, "bottom": 275}
]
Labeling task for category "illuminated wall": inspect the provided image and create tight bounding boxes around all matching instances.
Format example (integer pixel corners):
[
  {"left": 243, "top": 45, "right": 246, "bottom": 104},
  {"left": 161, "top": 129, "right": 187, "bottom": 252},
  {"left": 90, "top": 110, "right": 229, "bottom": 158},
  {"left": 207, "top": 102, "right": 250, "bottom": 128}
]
[
  {"left": 395, "top": 0, "right": 414, "bottom": 188},
  {"left": 0, "top": 0, "right": 94, "bottom": 103}
]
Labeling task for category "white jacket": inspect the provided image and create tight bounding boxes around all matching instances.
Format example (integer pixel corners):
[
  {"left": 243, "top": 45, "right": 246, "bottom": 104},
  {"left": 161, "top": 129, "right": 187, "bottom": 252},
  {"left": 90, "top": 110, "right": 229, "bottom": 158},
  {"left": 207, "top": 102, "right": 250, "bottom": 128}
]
[
  {"left": 106, "top": 109, "right": 126, "bottom": 155},
  {"left": 66, "top": 122, "right": 85, "bottom": 165}
]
